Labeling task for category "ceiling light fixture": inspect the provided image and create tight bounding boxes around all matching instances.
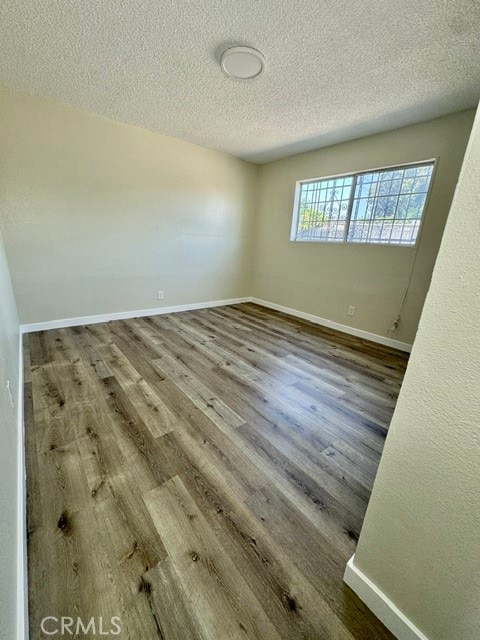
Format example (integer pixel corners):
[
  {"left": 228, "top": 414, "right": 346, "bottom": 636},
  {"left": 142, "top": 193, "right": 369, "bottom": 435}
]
[{"left": 220, "top": 46, "right": 265, "bottom": 80}]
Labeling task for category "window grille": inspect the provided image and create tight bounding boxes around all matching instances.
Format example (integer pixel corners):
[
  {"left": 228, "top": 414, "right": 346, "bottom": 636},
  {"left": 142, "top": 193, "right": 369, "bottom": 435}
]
[{"left": 291, "top": 161, "right": 435, "bottom": 246}]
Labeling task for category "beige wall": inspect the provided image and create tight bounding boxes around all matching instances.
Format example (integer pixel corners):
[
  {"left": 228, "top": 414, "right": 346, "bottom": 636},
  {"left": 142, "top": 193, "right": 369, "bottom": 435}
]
[
  {"left": 0, "top": 86, "right": 258, "bottom": 324},
  {"left": 0, "top": 85, "right": 474, "bottom": 347},
  {"left": 0, "top": 227, "right": 20, "bottom": 639},
  {"left": 354, "top": 105, "right": 480, "bottom": 639},
  {"left": 252, "top": 110, "right": 474, "bottom": 345}
]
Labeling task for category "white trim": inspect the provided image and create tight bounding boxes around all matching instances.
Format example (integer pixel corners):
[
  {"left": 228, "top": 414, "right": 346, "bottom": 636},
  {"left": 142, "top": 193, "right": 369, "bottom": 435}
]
[
  {"left": 16, "top": 332, "right": 28, "bottom": 640},
  {"left": 20, "top": 295, "right": 413, "bottom": 352},
  {"left": 344, "top": 556, "right": 429, "bottom": 640},
  {"left": 251, "top": 298, "right": 412, "bottom": 352},
  {"left": 20, "top": 298, "right": 251, "bottom": 333}
]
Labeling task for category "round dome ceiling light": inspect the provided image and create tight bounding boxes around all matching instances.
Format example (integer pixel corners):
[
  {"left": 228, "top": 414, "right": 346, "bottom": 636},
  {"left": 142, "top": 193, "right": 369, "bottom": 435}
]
[{"left": 220, "top": 46, "right": 265, "bottom": 80}]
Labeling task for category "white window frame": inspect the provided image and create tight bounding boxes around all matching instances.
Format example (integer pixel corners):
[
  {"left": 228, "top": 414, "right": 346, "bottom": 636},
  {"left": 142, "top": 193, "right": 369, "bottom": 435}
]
[{"left": 290, "top": 158, "right": 437, "bottom": 247}]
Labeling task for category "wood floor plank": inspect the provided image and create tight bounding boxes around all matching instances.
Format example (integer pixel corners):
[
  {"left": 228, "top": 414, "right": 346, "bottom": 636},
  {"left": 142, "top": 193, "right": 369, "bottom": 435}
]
[
  {"left": 24, "top": 381, "right": 42, "bottom": 536},
  {"left": 162, "top": 424, "right": 381, "bottom": 640},
  {"left": 42, "top": 327, "right": 84, "bottom": 366},
  {"left": 23, "top": 334, "right": 32, "bottom": 383},
  {"left": 28, "top": 331, "right": 52, "bottom": 366},
  {"left": 147, "top": 400, "right": 376, "bottom": 640},
  {"left": 100, "top": 341, "right": 180, "bottom": 437},
  {"left": 177, "top": 466, "right": 336, "bottom": 640},
  {"left": 143, "top": 557, "right": 204, "bottom": 640},
  {"left": 73, "top": 403, "right": 169, "bottom": 569},
  {"left": 68, "top": 325, "right": 113, "bottom": 378},
  {"left": 176, "top": 448, "right": 379, "bottom": 640},
  {"left": 100, "top": 375, "right": 183, "bottom": 486},
  {"left": 87, "top": 492, "right": 164, "bottom": 639},
  {"left": 144, "top": 475, "right": 284, "bottom": 640},
  {"left": 25, "top": 303, "right": 404, "bottom": 639},
  {"left": 166, "top": 403, "right": 369, "bottom": 622},
  {"left": 141, "top": 315, "right": 389, "bottom": 457},
  {"left": 151, "top": 350, "right": 246, "bottom": 431}
]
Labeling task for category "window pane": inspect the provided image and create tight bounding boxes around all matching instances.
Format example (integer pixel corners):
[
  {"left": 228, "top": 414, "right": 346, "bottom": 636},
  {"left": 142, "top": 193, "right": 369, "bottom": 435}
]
[
  {"left": 295, "top": 176, "right": 353, "bottom": 242},
  {"left": 347, "top": 163, "right": 433, "bottom": 245},
  {"left": 292, "top": 162, "right": 433, "bottom": 245}
]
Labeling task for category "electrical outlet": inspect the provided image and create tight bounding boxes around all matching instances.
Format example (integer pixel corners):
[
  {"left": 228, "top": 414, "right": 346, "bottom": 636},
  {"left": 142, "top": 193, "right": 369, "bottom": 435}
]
[
  {"left": 157, "top": 291, "right": 165, "bottom": 301},
  {"left": 348, "top": 305, "right": 356, "bottom": 317},
  {"left": 6, "top": 380, "right": 14, "bottom": 408}
]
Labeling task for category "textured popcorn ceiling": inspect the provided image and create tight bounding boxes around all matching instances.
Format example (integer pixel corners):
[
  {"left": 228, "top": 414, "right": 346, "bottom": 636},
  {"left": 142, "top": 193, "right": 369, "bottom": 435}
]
[{"left": 0, "top": 0, "right": 479, "bottom": 163}]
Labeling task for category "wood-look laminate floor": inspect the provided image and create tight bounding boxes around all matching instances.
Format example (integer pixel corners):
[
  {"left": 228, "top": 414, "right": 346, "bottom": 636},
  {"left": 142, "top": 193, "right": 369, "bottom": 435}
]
[{"left": 24, "top": 303, "right": 408, "bottom": 640}]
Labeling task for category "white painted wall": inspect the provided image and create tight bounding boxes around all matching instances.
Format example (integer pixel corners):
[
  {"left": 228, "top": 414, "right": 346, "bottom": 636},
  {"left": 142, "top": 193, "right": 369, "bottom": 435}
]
[
  {"left": 353, "top": 104, "right": 480, "bottom": 639},
  {"left": 0, "top": 227, "right": 20, "bottom": 639},
  {"left": 0, "top": 86, "right": 258, "bottom": 324},
  {"left": 252, "top": 110, "right": 474, "bottom": 345}
]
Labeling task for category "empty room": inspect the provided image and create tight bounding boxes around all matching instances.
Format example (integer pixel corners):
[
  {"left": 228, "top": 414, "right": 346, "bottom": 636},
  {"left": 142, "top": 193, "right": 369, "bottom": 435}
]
[{"left": 1, "top": 1, "right": 479, "bottom": 639}]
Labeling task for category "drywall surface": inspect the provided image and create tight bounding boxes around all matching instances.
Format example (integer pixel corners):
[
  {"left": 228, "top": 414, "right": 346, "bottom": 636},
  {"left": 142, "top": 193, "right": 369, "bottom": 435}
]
[
  {"left": 0, "top": 228, "right": 20, "bottom": 639},
  {"left": 0, "top": 86, "right": 258, "bottom": 323},
  {"left": 252, "top": 110, "right": 474, "bottom": 344},
  {"left": 354, "top": 104, "right": 480, "bottom": 639}
]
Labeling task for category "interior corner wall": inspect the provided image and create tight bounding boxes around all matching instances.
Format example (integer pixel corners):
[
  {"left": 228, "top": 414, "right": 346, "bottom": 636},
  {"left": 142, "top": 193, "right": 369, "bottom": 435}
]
[
  {"left": 0, "top": 85, "right": 259, "bottom": 325},
  {"left": 351, "top": 102, "right": 480, "bottom": 640},
  {"left": 251, "top": 110, "right": 475, "bottom": 345},
  {"left": 0, "top": 227, "right": 21, "bottom": 640},
  {"left": 1, "top": 84, "right": 474, "bottom": 345}
]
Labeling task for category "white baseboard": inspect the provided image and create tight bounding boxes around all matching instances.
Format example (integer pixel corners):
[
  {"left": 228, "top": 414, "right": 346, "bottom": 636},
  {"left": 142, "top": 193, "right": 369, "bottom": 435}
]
[
  {"left": 344, "top": 556, "right": 428, "bottom": 640},
  {"left": 17, "top": 333, "right": 28, "bottom": 640},
  {"left": 20, "top": 297, "right": 251, "bottom": 333},
  {"left": 20, "top": 295, "right": 413, "bottom": 353},
  {"left": 251, "top": 298, "right": 412, "bottom": 353}
]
